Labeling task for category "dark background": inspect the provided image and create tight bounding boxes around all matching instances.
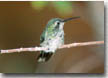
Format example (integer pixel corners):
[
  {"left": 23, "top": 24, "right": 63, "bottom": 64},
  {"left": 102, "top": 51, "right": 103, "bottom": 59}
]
[{"left": 0, "top": 1, "right": 104, "bottom": 73}]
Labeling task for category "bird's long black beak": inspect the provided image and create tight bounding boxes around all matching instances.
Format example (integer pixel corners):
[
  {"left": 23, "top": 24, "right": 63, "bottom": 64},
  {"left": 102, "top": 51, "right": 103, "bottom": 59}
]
[{"left": 62, "top": 16, "right": 80, "bottom": 22}]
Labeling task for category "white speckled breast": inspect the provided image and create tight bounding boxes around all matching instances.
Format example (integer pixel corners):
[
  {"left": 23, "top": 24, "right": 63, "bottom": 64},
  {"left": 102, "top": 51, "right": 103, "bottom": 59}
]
[{"left": 40, "top": 30, "right": 64, "bottom": 53}]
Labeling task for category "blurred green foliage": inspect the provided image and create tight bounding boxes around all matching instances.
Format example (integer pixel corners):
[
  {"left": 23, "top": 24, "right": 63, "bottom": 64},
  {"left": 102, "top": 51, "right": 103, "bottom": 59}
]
[
  {"left": 31, "top": 1, "right": 48, "bottom": 10},
  {"left": 53, "top": 2, "right": 73, "bottom": 15},
  {"left": 31, "top": 1, "right": 73, "bottom": 16}
]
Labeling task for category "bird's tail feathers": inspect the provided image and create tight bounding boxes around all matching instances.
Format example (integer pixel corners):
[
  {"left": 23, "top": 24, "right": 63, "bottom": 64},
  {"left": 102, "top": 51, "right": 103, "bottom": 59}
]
[{"left": 37, "top": 51, "right": 53, "bottom": 62}]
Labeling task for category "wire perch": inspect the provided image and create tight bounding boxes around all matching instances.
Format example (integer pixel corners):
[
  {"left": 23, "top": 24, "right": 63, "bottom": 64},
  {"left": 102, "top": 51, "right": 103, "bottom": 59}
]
[{"left": 0, "top": 41, "right": 104, "bottom": 54}]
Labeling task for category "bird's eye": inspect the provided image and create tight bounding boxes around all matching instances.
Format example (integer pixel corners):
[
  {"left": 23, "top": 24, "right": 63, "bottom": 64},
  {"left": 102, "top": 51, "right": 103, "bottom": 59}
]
[
  {"left": 55, "top": 21, "right": 60, "bottom": 26},
  {"left": 57, "top": 22, "right": 60, "bottom": 25}
]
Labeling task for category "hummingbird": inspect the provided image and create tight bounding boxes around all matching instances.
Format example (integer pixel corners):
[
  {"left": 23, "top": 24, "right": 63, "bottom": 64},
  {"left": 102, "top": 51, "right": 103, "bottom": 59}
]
[{"left": 37, "top": 16, "right": 80, "bottom": 62}]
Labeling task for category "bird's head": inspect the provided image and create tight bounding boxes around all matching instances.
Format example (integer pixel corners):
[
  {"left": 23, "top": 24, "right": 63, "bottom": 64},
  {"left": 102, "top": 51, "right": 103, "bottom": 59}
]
[{"left": 46, "top": 16, "right": 80, "bottom": 30}]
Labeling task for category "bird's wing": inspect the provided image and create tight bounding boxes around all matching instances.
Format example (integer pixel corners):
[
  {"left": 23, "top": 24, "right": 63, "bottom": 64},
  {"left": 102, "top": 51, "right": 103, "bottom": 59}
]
[{"left": 40, "top": 30, "right": 46, "bottom": 43}]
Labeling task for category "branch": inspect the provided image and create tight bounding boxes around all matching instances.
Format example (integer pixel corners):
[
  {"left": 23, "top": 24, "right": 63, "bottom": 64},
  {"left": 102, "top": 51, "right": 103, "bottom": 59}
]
[
  {"left": 59, "top": 41, "right": 104, "bottom": 49},
  {"left": 0, "top": 41, "right": 104, "bottom": 54}
]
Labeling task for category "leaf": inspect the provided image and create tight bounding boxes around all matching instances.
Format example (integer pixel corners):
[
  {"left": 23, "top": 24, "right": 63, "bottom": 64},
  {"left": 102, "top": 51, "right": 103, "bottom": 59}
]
[
  {"left": 53, "top": 1, "right": 73, "bottom": 16},
  {"left": 31, "top": 1, "right": 48, "bottom": 10}
]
